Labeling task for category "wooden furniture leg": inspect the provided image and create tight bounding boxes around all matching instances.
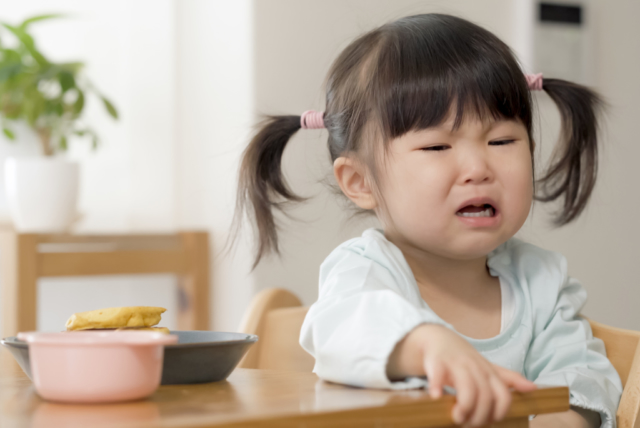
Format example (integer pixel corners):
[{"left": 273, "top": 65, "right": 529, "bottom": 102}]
[
  {"left": 177, "top": 232, "right": 210, "bottom": 330},
  {"left": 1, "top": 229, "right": 38, "bottom": 338}
]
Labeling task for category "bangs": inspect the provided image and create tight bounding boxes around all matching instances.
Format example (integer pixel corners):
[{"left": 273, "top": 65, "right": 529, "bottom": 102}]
[{"left": 371, "top": 14, "right": 533, "bottom": 141}]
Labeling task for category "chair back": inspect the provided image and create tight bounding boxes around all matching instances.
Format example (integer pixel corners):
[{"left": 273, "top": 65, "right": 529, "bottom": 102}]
[
  {"left": 237, "top": 288, "right": 314, "bottom": 372},
  {"left": 588, "top": 318, "right": 640, "bottom": 387},
  {"left": 587, "top": 318, "right": 640, "bottom": 428}
]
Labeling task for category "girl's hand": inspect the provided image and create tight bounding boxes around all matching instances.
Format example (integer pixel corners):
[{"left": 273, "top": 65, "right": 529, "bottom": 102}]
[{"left": 387, "top": 323, "right": 537, "bottom": 427}]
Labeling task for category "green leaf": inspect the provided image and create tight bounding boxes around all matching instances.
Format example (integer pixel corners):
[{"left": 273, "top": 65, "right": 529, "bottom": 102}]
[
  {"left": 19, "top": 14, "right": 64, "bottom": 30},
  {"left": 0, "top": 15, "right": 114, "bottom": 153},
  {"left": 24, "top": 90, "right": 46, "bottom": 125},
  {"left": 53, "top": 102, "right": 63, "bottom": 116},
  {"left": 37, "top": 64, "right": 62, "bottom": 81},
  {"left": 2, "top": 24, "right": 35, "bottom": 49},
  {"left": 0, "top": 63, "right": 23, "bottom": 82},
  {"left": 59, "top": 70, "right": 75, "bottom": 92},
  {"left": 2, "top": 23, "right": 32, "bottom": 43},
  {"left": 73, "top": 90, "right": 85, "bottom": 116},
  {"left": 0, "top": 47, "right": 21, "bottom": 63},
  {"left": 59, "top": 61, "right": 84, "bottom": 74},
  {"left": 101, "top": 96, "right": 118, "bottom": 119},
  {"left": 2, "top": 127, "right": 15, "bottom": 140},
  {"left": 2, "top": 23, "right": 49, "bottom": 67}
]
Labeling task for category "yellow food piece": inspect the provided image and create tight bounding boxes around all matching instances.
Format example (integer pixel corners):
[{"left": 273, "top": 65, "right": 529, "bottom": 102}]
[{"left": 65, "top": 306, "right": 166, "bottom": 331}]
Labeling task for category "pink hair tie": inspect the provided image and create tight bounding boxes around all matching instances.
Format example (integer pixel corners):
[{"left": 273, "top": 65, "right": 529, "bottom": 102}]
[
  {"left": 525, "top": 73, "right": 543, "bottom": 91},
  {"left": 300, "top": 110, "right": 325, "bottom": 129}
]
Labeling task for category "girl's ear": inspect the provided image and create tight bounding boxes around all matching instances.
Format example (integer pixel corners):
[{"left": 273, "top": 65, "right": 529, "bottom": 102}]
[{"left": 333, "top": 157, "right": 377, "bottom": 210}]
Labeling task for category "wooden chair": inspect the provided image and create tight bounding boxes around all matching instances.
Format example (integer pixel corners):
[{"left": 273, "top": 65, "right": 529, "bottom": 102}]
[
  {"left": 588, "top": 318, "right": 640, "bottom": 428},
  {"left": 237, "top": 288, "right": 314, "bottom": 372},
  {"left": 0, "top": 225, "right": 210, "bottom": 338},
  {"left": 237, "top": 287, "right": 640, "bottom": 428}
]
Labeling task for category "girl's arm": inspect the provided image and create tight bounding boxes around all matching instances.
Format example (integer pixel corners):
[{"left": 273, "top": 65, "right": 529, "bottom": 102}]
[
  {"left": 300, "top": 240, "right": 447, "bottom": 390},
  {"left": 531, "top": 406, "right": 601, "bottom": 428},
  {"left": 385, "top": 323, "right": 432, "bottom": 379},
  {"left": 387, "top": 323, "right": 537, "bottom": 426},
  {"left": 388, "top": 325, "right": 601, "bottom": 427}
]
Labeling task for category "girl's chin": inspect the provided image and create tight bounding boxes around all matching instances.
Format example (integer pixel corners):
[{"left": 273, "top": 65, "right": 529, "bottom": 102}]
[
  {"left": 445, "top": 237, "right": 510, "bottom": 260},
  {"left": 385, "top": 227, "right": 512, "bottom": 259}
]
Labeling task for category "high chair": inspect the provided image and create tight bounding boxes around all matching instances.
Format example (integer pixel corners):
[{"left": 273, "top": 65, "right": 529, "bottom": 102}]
[
  {"left": 237, "top": 287, "right": 640, "bottom": 428},
  {"left": 237, "top": 288, "right": 314, "bottom": 372},
  {"left": 587, "top": 318, "right": 640, "bottom": 428}
]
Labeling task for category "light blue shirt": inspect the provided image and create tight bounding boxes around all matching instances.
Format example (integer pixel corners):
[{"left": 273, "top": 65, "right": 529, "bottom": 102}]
[{"left": 300, "top": 228, "right": 622, "bottom": 428}]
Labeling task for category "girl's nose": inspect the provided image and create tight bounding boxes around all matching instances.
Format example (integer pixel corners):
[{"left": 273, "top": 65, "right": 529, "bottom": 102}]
[{"left": 458, "top": 151, "right": 494, "bottom": 184}]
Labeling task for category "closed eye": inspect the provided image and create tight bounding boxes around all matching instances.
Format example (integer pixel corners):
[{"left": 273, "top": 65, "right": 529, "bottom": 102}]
[
  {"left": 489, "top": 139, "right": 516, "bottom": 146},
  {"left": 420, "top": 145, "right": 450, "bottom": 151}
]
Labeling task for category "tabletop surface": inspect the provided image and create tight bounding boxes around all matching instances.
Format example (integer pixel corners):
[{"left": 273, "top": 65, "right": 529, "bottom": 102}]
[{"left": 0, "top": 356, "right": 570, "bottom": 428}]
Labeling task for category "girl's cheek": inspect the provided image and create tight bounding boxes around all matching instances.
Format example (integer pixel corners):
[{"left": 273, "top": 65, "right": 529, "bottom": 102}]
[{"left": 511, "top": 160, "right": 534, "bottom": 219}]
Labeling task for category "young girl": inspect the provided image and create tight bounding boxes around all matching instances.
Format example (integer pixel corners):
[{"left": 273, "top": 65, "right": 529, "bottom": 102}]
[{"left": 233, "top": 13, "right": 622, "bottom": 428}]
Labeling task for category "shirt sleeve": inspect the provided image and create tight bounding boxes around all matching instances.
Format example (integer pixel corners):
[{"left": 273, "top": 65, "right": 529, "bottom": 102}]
[
  {"left": 299, "top": 243, "right": 444, "bottom": 390},
  {"left": 523, "top": 275, "right": 623, "bottom": 428}
]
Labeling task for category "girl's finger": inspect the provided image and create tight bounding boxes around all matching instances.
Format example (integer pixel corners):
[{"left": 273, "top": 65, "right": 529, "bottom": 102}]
[
  {"left": 449, "top": 365, "right": 477, "bottom": 425},
  {"left": 424, "top": 358, "right": 446, "bottom": 399},
  {"left": 489, "top": 374, "right": 512, "bottom": 422},
  {"left": 493, "top": 366, "right": 537, "bottom": 392},
  {"left": 466, "top": 365, "right": 494, "bottom": 427}
]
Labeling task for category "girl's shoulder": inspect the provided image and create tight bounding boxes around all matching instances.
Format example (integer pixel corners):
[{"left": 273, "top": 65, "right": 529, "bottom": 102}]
[
  {"left": 496, "top": 239, "right": 592, "bottom": 340},
  {"left": 490, "top": 237, "right": 568, "bottom": 281},
  {"left": 319, "top": 228, "right": 414, "bottom": 288},
  {"left": 489, "top": 238, "right": 574, "bottom": 309},
  {"left": 321, "top": 228, "right": 405, "bottom": 269},
  {"left": 329, "top": 227, "right": 389, "bottom": 249}
]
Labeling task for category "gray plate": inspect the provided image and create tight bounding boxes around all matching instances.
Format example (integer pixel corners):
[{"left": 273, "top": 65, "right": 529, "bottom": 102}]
[{"left": 1, "top": 331, "right": 258, "bottom": 385}]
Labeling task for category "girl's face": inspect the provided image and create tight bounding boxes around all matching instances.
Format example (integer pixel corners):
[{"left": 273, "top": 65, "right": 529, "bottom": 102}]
[{"left": 376, "top": 114, "right": 533, "bottom": 260}]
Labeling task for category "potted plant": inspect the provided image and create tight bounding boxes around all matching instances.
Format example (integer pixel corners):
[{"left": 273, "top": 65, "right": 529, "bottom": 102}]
[{"left": 0, "top": 14, "right": 118, "bottom": 232}]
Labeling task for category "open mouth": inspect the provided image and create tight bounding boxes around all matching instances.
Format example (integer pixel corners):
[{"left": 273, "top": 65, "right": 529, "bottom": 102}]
[{"left": 455, "top": 203, "right": 496, "bottom": 218}]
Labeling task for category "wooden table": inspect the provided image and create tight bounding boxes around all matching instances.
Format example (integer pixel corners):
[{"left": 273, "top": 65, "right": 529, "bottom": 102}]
[{"left": 0, "top": 356, "right": 569, "bottom": 428}]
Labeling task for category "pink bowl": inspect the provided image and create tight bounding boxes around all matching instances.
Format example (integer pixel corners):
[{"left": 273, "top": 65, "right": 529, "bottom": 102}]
[{"left": 17, "top": 331, "right": 178, "bottom": 403}]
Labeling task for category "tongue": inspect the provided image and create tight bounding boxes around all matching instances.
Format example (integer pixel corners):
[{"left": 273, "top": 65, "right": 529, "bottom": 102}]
[{"left": 458, "top": 205, "right": 486, "bottom": 214}]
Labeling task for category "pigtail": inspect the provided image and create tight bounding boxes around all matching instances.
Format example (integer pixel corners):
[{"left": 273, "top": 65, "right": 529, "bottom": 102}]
[
  {"left": 231, "top": 115, "right": 305, "bottom": 269},
  {"left": 535, "top": 78, "right": 607, "bottom": 225}
]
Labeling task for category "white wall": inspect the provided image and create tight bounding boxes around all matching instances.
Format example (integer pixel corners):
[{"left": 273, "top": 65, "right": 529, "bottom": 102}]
[{"left": 174, "top": 0, "right": 255, "bottom": 331}]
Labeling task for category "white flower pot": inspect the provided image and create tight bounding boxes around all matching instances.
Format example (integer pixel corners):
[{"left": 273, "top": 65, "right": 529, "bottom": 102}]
[{"left": 5, "top": 157, "right": 79, "bottom": 232}]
